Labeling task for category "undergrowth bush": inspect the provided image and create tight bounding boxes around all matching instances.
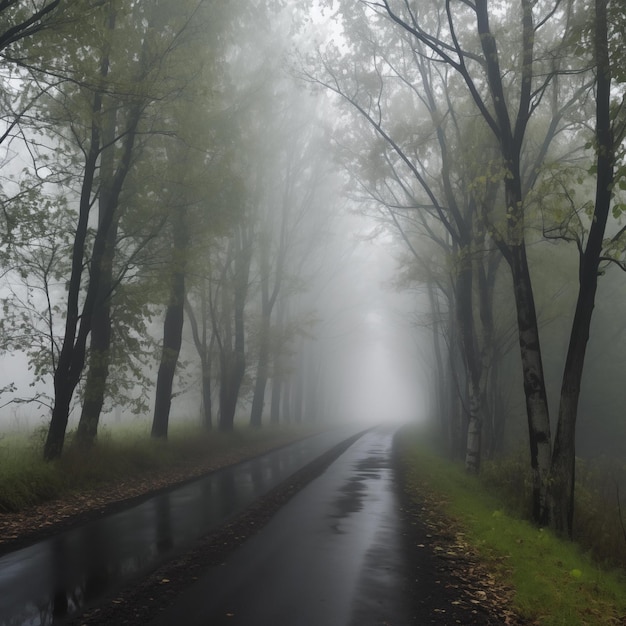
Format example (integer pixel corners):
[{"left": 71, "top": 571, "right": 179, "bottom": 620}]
[
  {"left": 574, "top": 457, "right": 626, "bottom": 568},
  {"left": 0, "top": 443, "right": 63, "bottom": 512},
  {"left": 480, "top": 450, "right": 533, "bottom": 519},
  {"left": 480, "top": 451, "right": 626, "bottom": 568}
]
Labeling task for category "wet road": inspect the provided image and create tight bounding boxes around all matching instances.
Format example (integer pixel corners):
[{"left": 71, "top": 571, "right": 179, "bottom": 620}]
[
  {"left": 0, "top": 427, "right": 363, "bottom": 626},
  {"left": 149, "top": 426, "right": 410, "bottom": 626}
]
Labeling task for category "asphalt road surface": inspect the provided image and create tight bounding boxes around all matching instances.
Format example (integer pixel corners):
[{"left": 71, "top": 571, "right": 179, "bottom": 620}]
[
  {"left": 148, "top": 425, "right": 411, "bottom": 626},
  {"left": 0, "top": 427, "right": 365, "bottom": 626}
]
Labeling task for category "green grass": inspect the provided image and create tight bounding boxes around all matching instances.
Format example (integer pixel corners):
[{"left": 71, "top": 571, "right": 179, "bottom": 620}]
[
  {"left": 0, "top": 421, "right": 319, "bottom": 513},
  {"left": 396, "top": 426, "right": 626, "bottom": 625},
  {"left": 481, "top": 451, "right": 626, "bottom": 570}
]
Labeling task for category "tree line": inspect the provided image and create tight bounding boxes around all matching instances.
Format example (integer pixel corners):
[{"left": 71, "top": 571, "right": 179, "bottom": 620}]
[
  {"left": 301, "top": 0, "right": 626, "bottom": 538},
  {"left": 2, "top": 0, "right": 625, "bottom": 543},
  {"left": 0, "top": 2, "right": 341, "bottom": 462}
]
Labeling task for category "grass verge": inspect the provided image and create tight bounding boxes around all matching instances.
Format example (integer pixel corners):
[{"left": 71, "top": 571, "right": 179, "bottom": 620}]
[
  {"left": 0, "top": 422, "right": 319, "bottom": 514},
  {"left": 396, "top": 425, "right": 626, "bottom": 626}
]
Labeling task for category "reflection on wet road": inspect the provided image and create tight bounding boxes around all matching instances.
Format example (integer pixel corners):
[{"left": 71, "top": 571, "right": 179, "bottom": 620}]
[
  {"left": 0, "top": 428, "right": 361, "bottom": 626},
  {"left": 149, "top": 425, "right": 410, "bottom": 626}
]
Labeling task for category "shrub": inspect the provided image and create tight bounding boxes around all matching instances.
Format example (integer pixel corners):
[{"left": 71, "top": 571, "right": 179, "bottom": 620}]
[{"left": 480, "top": 450, "right": 534, "bottom": 519}]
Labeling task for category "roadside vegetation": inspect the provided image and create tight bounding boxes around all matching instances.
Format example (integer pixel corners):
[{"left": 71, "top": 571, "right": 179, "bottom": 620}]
[
  {"left": 0, "top": 421, "right": 317, "bottom": 514},
  {"left": 396, "top": 425, "right": 626, "bottom": 626}
]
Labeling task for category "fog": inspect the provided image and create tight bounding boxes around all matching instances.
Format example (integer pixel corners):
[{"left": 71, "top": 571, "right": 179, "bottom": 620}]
[
  {"left": 0, "top": 136, "right": 430, "bottom": 433},
  {"left": 0, "top": 231, "right": 428, "bottom": 428},
  {"left": 0, "top": 0, "right": 624, "bottom": 479},
  {"left": 2, "top": 2, "right": 626, "bottom": 624}
]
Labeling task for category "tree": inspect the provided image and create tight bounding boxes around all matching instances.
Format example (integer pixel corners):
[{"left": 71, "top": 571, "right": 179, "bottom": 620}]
[
  {"left": 151, "top": 173, "right": 189, "bottom": 439},
  {"left": 311, "top": 0, "right": 622, "bottom": 535},
  {"left": 216, "top": 220, "right": 254, "bottom": 432},
  {"left": 43, "top": 1, "right": 135, "bottom": 460},
  {"left": 42, "top": 0, "right": 220, "bottom": 457},
  {"left": 548, "top": 0, "right": 619, "bottom": 536},
  {"left": 303, "top": 5, "right": 512, "bottom": 471},
  {"left": 360, "top": 0, "right": 556, "bottom": 511},
  {"left": 0, "top": 1, "right": 65, "bottom": 59},
  {"left": 248, "top": 92, "right": 330, "bottom": 428},
  {"left": 184, "top": 145, "right": 243, "bottom": 430},
  {"left": 149, "top": 0, "right": 234, "bottom": 438},
  {"left": 185, "top": 284, "right": 217, "bottom": 429},
  {"left": 75, "top": 3, "right": 150, "bottom": 446},
  {"left": 0, "top": 2, "right": 86, "bottom": 403}
]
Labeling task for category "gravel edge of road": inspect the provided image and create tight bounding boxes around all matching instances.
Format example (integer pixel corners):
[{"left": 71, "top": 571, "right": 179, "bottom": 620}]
[{"left": 66, "top": 429, "right": 369, "bottom": 626}]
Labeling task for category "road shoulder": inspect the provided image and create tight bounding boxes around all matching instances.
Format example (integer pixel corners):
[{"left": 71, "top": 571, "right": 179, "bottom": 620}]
[{"left": 393, "top": 429, "right": 523, "bottom": 625}]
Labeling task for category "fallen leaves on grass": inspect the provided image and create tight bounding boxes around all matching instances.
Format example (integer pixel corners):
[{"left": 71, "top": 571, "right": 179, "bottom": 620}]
[{"left": 399, "top": 474, "right": 524, "bottom": 625}]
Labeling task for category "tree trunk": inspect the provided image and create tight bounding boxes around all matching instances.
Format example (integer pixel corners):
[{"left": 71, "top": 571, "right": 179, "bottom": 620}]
[
  {"left": 76, "top": 95, "right": 119, "bottom": 447},
  {"left": 508, "top": 243, "right": 552, "bottom": 524},
  {"left": 477, "top": 249, "right": 500, "bottom": 459},
  {"left": 75, "top": 259, "right": 113, "bottom": 445},
  {"left": 455, "top": 252, "right": 484, "bottom": 473},
  {"left": 186, "top": 291, "right": 214, "bottom": 430},
  {"left": 151, "top": 205, "right": 188, "bottom": 439},
  {"left": 305, "top": 350, "right": 320, "bottom": 423},
  {"left": 218, "top": 224, "right": 252, "bottom": 432},
  {"left": 152, "top": 276, "right": 185, "bottom": 438},
  {"left": 292, "top": 355, "right": 304, "bottom": 424},
  {"left": 249, "top": 206, "right": 286, "bottom": 428},
  {"left": 447, "top": 301, "right": 466, "bottom": 459},
  {"left": 474, "top": 0, "right": 552, "bottom": 523},
  {"left": 281, "top": 376, "right": 291, "bottom": 424},
  {"left": 426, "top": 280, "right": 450, "bottom": 448},
  {"left": 200, "top": 345, "right": 213, "bottom": 429},
  {"left": 200, "top": 296, "right": 214, "bottom": 429},
  {"left": 549, "top": 0, "right": 613, "bottom": 537},
  {"left": 43, "top": 101, "right": 103, "bottom": 459},
  {"left": 270, "top": 374, "right": 282, "bottom": 425},
  {"left": 249, "top": 328, "right": 270, "bottom": 428},
  {"left": 269, "top": 296, "right": 287, "bottom": 425},
  {"left": 219, "top": 354, "right": 245, "bottom": 432},
  {"left": 45, "top": 386, "right": 74, "bottom": 461},
  {"left": 43, "top": 6, "right": 145, "bottom": 459}
]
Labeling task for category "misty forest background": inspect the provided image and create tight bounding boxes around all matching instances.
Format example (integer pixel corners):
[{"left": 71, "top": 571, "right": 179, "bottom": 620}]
[{"left": 0, "top": 0, "right": 625, "bottom": 549}]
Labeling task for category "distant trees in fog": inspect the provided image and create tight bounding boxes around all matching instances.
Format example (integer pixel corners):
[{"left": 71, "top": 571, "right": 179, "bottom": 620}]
[
  {"left": 304, "top": 0, "right": 625, "bottom": 538},
  {"left": 2, "top": 0, "right": 625, "bottom": 542},
  {"left": 0, "top": 2, "right": 343, "bottom": 458}
]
